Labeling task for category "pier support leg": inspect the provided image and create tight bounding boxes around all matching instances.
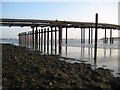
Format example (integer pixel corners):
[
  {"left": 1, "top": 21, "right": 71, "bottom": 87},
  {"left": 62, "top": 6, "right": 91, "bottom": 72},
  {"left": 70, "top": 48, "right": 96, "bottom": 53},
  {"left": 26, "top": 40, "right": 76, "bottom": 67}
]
[
  {"left": 110, "top": 29, "right": 113, "bottom": 43},
  {"left": 55, "top": 26, "right": 57, "bottom": 54},
  {"left": 83, "top": 28, "right": 85, "bottom": 43},
  {"left": 25, "top": 32, "right": 27, "bottom": 47},
  {"left": 35, "top": 27, "right": 38, "bottom": 50},
  {"left": 41, "top": 29, "right": 43, "bottom": 52},
  {"left": 39, "top": 29, "right": 41, "bottom": 50},
  {"left": 47, "top": 28, "right": 49, "bottom": 54},
  {"left": 81, "top": 28, "right": 83, "bottom": 43},
  {"left": 44, "top": 28, "right": 46, "bottom": 53},
  {"left": 104, "top": 28, "right": 107, "bottom": 43},
  {"left": 91, "top": 28, "right": 93, "bottom": 44},
  {"left": 32, "top": 27, "right": 34, "bottom": 49},
  {"left": 89, "top": 28, "right": 91, "bottom": 44},
  {"left": 19, "top": 34, "right": 20, "bottom": 46},
  {"left": 59, "top": 26, "right": 62, "bottom": 55},
  {"left": 51, "top": 27, "right": 53, "bottom": 54},
  {"left": 66, "top": 27, "right": 68, "bottom": 44},
  {"left": 94, "top": 13, "right": 98, "bottom": 60}
]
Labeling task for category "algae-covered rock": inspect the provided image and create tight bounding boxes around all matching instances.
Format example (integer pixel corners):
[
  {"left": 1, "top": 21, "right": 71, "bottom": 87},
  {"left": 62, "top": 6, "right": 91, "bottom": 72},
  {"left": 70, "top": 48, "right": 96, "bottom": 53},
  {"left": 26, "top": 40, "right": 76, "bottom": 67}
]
[{"left": 2, "top": 44, "right": 120, "bottom": 89}]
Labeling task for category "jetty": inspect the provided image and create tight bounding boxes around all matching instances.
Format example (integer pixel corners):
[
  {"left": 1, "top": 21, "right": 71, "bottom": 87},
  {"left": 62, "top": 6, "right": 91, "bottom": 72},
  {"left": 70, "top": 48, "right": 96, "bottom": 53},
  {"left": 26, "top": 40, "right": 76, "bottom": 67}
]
[{"left": 0, "top": 14, "right": 120, "bottom": 60}]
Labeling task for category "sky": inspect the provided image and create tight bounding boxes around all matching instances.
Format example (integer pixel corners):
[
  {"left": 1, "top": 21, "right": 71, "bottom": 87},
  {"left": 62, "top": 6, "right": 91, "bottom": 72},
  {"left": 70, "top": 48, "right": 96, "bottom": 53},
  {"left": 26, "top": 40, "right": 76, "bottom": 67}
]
[{"left": 0, "top": 0, "right": 120, "bottom": 39}]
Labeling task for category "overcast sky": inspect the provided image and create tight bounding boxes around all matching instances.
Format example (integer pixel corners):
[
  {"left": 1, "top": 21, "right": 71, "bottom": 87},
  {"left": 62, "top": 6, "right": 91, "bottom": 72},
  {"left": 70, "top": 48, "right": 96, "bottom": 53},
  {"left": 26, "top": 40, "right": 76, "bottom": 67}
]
[{"left": 1, "top": 0, "right": 119, "bottom": 39}]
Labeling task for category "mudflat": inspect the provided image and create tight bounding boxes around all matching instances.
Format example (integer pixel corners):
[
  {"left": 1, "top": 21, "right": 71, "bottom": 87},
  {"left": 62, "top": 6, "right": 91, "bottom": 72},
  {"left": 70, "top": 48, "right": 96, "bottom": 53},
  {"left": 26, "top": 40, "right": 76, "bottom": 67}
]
[{"left": 2, "top": 44, "right": 120, "bottom": 89}]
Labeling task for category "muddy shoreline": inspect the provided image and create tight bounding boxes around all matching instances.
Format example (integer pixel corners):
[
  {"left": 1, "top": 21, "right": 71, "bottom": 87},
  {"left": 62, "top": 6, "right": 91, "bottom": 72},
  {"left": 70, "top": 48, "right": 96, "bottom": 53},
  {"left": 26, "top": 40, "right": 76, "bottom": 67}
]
[{"left": 2, "top": 44, "right": 120, "bottom": 89}]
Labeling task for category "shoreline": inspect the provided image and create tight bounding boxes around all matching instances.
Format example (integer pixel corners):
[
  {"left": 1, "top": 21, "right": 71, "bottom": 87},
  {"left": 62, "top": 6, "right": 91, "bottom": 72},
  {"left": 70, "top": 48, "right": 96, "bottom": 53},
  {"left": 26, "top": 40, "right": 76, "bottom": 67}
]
[{"left": 2, "top": 44, "right": 120, "bottom": 89}]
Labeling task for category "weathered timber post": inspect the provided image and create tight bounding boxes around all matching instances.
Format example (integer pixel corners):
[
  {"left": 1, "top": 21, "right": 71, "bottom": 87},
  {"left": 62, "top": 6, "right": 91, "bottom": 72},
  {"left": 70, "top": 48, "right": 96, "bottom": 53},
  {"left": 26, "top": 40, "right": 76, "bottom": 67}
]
[
  {"left": 91, "top": 28, "right": 93, "bottom": 44},
  {"left": 55, "top": 26, "right": 57, "bottom": 54},
  {"left": 27, "top": 32, "right": 29, "bottom": 48},
  {"left": 81, "top": 27, "right": 83, "bottom": 43},
  {"left": 83, "top": 28, "right": 85, "bottom": 43},
  {"left": 51, "top": 26, "right": 53, "bottom": 54},
  {"left": 32, "top": 27, "right": 34, "bottom": 49},
  {"left": 44, "top": 28, "right": 46, "bottom": 53},
  {"left": 66, "top": 27, "right": 68, "bottom": 44},
  {"left": 35, "top": 27, "right": 38, "bottom": 50},
  {"left": 89, "top": 28, "right": 91, "bottom": 44},
  {"left": 24, "top": 32, "right": 27, "bottom": 47},
  {"left": 59, "top": 25, "right": 62, "bottom": 55},
  {"left": 47, "top": 28, "right": 49, "bottom": 54},
  {"left": 110, "top": 29, "right": 113, "bottom": 43},
  {"left": 39, "top": 29, "right": 41, "bottom": 50},
  {"left": 104, "top": 28, "right": 108, "bottom": 43},
  {"left": 94, "top": 13, "right": 98, "bottom": 60},
  {"left": 19, "top": 33, "right": 21, "bottom": 46},
  {"left": 41, "top": 29, "right": 43, "bottom": 52}
]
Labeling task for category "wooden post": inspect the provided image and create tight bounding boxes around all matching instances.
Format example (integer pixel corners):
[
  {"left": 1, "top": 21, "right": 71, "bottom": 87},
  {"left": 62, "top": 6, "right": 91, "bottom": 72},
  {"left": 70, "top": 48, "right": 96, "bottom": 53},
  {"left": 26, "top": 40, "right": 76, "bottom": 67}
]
[
  {"left": 47, "top": 28, "right": 49, "bottom": 54},
  {"left": 27, "top": 32, "right": 29, "bottom": 48},
  {"left": 110, "top": 29, "right": 113, "bottom": 43},
  {"left": 66, "top": 27, "right": 68, "bottom": 44},
  {"left": 104, "top": 28, "right": 107, "bottom": 43},
  {"left": 32, "top": 27, "right": 34, "bottom": 49},
  {"left": 55, "top": 26, "right": 57, "bottom": 54},
  {"left": 39, "top": 29, "right": 41, "bottom": 50},
  {"left": 35, "top": 27, "right": 38, "bottom": 50},
  {"left": 89, "top": 28, "right": 91, "bottom": 44},
  {"left": 25, "top": 32, "right": 26, "bottom": 47},
  {"left": 91, "top": 28, "right": 93, "bottom": 44},
  {"left": 81, "top": 28, "right": 83, "bottom": 43},
  {"left": 51, "top": 26, "right": 53, "bottom": 54},
  {"left": 94, "top": 13, "right": 98, "bottom": 60},
  {"left": 19, "top": 34, "right": 21, "bottom": 46},
  {"left": 41, "top": 29, "right": 43, "bottom": 52},
  {"left": 44, "top": 28, "right": 46, "bottom": 53},
  {"left": 83, "top": 28, "right": 85, "bottom": 43},
  {"left": 59, "top": 25, "right": 62, "bottom": 54}
]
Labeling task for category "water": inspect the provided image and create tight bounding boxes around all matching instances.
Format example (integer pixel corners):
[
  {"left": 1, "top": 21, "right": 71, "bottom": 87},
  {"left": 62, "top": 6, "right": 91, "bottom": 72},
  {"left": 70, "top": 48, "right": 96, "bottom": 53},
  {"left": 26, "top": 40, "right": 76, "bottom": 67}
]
[
  {"left": 0, "top": 39, "right": 19, "bottom": 46},
  {"left": 0, "top": 39, "right": 119, "bottom": 77}
]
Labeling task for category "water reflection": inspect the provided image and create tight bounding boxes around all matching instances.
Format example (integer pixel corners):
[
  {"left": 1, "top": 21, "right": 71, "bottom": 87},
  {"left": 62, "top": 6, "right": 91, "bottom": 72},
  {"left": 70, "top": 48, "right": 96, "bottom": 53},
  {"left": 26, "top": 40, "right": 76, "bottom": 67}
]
[
  {"left": 61, "top": 45, "right": 119, "bottom": 76},
  {"left": 104, "top": 49, "right": 106, "bottom": 58}
]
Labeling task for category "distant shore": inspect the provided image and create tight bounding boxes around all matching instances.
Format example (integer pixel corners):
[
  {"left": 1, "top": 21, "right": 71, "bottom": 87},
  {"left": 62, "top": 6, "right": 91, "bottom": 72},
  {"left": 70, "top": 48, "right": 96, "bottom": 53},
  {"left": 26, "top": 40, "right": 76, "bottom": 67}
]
[{"left": 2, "top": 44, "right": 120, "bottom": 89}]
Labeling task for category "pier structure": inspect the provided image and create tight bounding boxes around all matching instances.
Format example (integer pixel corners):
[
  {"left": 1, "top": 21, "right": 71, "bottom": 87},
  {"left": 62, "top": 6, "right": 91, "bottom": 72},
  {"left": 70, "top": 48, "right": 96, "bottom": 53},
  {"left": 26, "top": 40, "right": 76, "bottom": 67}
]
[{"left": 0, "top": 16, "right": 120, "bottom": 59}]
